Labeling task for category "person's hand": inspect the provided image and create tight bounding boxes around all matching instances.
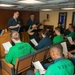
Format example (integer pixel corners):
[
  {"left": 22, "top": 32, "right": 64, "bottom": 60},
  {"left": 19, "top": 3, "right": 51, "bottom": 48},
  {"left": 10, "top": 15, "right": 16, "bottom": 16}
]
[
  {"left": 68, "top": 52, "right": 73, "bottom": 58},
  {"left": 5, "top": 50, "right": 8, "bottom": 54},
  {"left": 34, "top": 69, "right": 39, "bottom": 73},
  {"left": 16, "top": 24, "right": 20, "bottom": 27}
]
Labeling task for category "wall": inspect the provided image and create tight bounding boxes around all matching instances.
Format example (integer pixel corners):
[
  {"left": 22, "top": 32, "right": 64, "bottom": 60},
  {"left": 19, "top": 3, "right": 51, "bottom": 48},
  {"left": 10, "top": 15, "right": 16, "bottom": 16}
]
[
  {"left": 0, "top": 9, "right": 39, "bottom": 30},
  {"left": 40, "top": 10, "right": 74, "bottom": 29}
]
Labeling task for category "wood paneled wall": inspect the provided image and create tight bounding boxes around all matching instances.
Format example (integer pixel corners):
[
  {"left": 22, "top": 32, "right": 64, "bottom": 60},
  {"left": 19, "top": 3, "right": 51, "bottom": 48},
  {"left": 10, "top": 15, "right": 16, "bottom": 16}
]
[{"left": 0, "top": 9, "right": 39, "bottom": 30}]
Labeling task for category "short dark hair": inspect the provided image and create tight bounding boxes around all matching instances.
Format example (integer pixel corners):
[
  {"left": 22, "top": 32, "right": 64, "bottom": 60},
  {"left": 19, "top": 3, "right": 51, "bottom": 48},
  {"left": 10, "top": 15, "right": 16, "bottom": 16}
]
[
  {"left": 50, "top": 44, "right": 63, "bottom": 55},
  {"left": 58, "top": 22, "right": 62, "bottom": 25},
  {"left": 10, "top": 31, "right": 20, "bottom": 40},
  {"left": 55, "top": 27, "right": 61, "bottom": 32},
  {"left": 42, "top": 29, "right": 51, "bottom": 37}
]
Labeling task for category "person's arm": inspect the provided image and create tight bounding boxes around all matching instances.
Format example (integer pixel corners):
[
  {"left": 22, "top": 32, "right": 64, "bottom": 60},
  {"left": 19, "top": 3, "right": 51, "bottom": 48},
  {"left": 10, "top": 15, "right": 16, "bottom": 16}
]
[
  {"left": 5, "top": 48, "right": 14, "bottom": 63},
  {"left": 35, "top": 40, "right": 44, "bottom": 50},
  {"left": 9, "top": 24, "right": 20, "bottom": 29},
  {"left": 35, "top": 66, "right": 52, "bottom": 75},
  {"left": 28, "top": 44, "right": 35, "bottom": 52},
  {"left": 69, "top": 50, "right": 75, "bottom": 53}
]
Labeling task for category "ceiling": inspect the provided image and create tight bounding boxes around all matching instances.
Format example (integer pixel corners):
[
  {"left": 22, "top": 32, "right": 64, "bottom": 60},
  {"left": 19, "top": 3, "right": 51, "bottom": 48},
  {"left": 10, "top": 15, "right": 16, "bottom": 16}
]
[{"left": 0, "top": 0, "right": 75, "bottom": 11}]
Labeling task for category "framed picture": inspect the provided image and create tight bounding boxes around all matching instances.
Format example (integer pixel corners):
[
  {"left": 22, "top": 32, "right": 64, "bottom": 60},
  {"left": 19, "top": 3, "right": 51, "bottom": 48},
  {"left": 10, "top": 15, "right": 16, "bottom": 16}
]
[
  {"left": 72, "top": 12, "right": 75, "bottom": 26},
  {"left": 58, "top": 12, "right": 67, "bottom": 29}
]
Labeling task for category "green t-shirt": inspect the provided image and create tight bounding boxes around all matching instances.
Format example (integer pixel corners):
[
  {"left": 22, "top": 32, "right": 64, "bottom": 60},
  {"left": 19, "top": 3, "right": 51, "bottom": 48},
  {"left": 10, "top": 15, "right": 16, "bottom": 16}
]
[
  {"left": 53, "top": 35, "right": 64, "bottom": 44},
  {"left": 68, "top": 32, "right": 75, "bottom": 38},
  {"left": 5, "top": 42, "right": 35, "bottom": 65},
  {"left": 35, "top": 59, "right": 74, "bottom": 75}
]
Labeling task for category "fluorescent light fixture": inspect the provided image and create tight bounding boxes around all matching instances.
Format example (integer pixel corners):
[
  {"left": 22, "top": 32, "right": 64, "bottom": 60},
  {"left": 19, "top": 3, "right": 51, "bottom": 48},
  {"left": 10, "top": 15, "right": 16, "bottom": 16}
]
[
  {"left": 62, "top": 8, "right": 75, "bottom": 10},
  {"left": 0, "top": 4, "right": 15, "bottom": 7},
  {"left": 41, "top": 9, "right": 53, "bottom": 11},
  {"left": 18, "top": 0, "right": 43, "bottom": 4}
]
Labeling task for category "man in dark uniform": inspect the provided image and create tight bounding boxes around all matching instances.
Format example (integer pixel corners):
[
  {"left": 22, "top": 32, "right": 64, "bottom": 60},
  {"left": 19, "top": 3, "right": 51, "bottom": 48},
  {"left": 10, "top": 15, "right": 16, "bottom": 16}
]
[
  {"left": 26, "top": 14, "right": 39, "bottom": 27},
  {"left": 8, "top": 11, "right": 21, "bottom": 31}
]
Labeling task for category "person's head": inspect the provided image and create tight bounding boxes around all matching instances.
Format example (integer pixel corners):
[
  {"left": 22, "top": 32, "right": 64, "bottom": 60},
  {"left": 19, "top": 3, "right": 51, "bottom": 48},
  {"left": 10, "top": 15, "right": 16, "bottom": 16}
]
[
  {"left": 49, "top": 44, "right": 63, "bottom": 60},
  {"left": 10, "top": 31, "right": 20, "bottom": 43},
  {"left": 68, "top": 24, "right": 73, "bottom": 29},
  {"left": 69, "top": 26, "right": 74, "bottom": 32},
  {"left": 58, "top": 22, "right": 62, "bottom": 27},
  {"left": 30, "top": 14, "right": 35, "bottom": 21},
  {"left": 42, "top": 29, "right": 50, "bottom": 38},
  {"left": 54, "top": 27, "right": 61, "bottom": 35},
  {"left": 13, "top": 11, "right": 19, "bottom": 19}
]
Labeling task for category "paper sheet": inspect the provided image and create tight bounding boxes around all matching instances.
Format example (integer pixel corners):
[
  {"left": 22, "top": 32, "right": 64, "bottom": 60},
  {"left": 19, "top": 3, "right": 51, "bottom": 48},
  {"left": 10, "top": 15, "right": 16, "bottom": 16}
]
[
  {"left": 30, "top": 39, "right": 38, "bottom": 46},
  {"left": 32, "top": 61, "right": 45, "bottom": 74},
  {"left": 67, "top": 37, "right": 74, "bottom": 45},
  {"left": 2, "top": 41, "right": 12, "bottom": 51},
  {"left": 61, "top": 42, "right": 68, "bottom": 56}
]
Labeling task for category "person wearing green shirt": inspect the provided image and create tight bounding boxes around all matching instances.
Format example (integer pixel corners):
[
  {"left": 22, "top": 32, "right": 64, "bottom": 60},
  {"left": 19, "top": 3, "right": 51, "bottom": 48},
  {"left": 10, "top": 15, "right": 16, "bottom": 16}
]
[
  {"left": 53, "top": 27, "right": 64, "bottom": 44},
  {"left": 5, "top": 31, "right": 35, "bottom": 65},
  {"left": 26, "top": 44, "right": 74, "bottom": 75},
  {"left": 68, "top": 26, "right": 75, "bottom": 38}
]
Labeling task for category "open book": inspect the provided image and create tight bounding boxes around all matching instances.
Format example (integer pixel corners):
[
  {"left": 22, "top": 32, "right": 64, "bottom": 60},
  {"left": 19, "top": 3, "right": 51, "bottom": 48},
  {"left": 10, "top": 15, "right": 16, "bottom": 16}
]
[
  {"left": 32, "top": 61, "right": 45, "bottom": 74},
  {"left": 67, "top": 37, "right": 74, "bottom": 45},
  {"left": 61, "top": 42, "right": 68, "bottom": 56},
  {"left": 30, "top": 38, "right": 38, "bottom": 46},
  {"left": 2, "top": 41, "right": 12, "bottom": 51}
]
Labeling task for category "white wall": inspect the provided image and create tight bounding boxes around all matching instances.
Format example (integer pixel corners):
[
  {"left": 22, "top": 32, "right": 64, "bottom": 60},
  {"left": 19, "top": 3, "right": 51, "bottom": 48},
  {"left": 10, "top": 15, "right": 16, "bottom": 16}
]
[{"left": 40, "top": 10, "right": 74, "bottom": 29}]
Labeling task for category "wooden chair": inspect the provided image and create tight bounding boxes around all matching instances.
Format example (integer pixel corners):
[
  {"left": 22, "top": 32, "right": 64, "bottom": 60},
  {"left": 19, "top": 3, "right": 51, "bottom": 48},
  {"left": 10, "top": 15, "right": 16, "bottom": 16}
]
[
  {"left": 1, "top": 52, "right": 35, "bottom": 75},
  {"left": 1, "top": 59, "right": 14, "bottom": 75},
  {"left": 33, "top": 47, "right": 49, "bottom": 62},
  {"left": 21, "top": 32, "right": 30, "bottom": 43}
]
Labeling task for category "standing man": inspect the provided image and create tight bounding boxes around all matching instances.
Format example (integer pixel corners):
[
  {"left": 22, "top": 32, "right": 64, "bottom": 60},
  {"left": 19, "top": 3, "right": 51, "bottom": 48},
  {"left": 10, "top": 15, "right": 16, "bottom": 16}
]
[
  {"left": 8, "top": 11, "right": 21, "bottom": 31},
  {"left": 26, "top": 14, "right": 39, "bottom": 27}
]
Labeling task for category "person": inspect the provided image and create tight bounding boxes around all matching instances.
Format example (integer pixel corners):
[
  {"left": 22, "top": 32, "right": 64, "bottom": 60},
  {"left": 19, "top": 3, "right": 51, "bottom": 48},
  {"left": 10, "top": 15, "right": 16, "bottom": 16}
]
[
  {"left": 8, "top": 11, "right": 21, "bottom": 31},
  {"left": 28, "top": 24, "right": 39, "bottom": 39},
  {"left": 67, "top": 38, "right": 75, "bottom": 65},
  {"left": 68, "top": 26, "right": 75, "bottom": 38},
  {"left": 26, "top": 14, "right": 39, "bottom": 27},
  {"left": 53, "top": 27, "right": 64, "bottom": 44},
  {"left": 57, "top": 22, "right": 64, "bottom": 34},
  {"left": 64, "top": 24, "right": 72, "bottom": 36},
  {"left": 5, "top": 31, "right": 35, "bottom": 65},
  {"left": 35, "top": 29, "right": 52, "bottom": 50},
  {"left": 26, "top": 44, "right": 74, "bottom": 75}
]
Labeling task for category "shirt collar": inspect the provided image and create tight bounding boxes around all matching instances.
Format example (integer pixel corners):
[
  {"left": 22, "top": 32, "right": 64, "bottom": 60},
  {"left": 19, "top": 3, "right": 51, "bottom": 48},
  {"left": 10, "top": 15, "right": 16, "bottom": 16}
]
[{"left": 54, "top": 57, "right": 64, "bottom": 63}]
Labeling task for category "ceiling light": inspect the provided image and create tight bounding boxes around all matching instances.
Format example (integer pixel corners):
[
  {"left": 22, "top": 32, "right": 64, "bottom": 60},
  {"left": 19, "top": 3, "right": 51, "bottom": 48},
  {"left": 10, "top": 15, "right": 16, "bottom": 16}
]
[
  {"left": 62, "top": 8, "right": 75, "bottom": 10},
  {"left": 18, "top": 0, "right": 43, "bottom": 4},
  {"left": 0, "top": 4, "right": 15, "bottom": 7},
  {"left": 40, "top": 9, "right": 53, "bottom": 11}
]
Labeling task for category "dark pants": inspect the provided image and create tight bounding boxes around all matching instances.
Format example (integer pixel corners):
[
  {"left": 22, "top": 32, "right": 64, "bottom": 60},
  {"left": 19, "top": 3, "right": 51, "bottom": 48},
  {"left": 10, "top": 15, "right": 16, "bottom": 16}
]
[{"left": 26, "top": 70, "right": 35, "bottom": 75}]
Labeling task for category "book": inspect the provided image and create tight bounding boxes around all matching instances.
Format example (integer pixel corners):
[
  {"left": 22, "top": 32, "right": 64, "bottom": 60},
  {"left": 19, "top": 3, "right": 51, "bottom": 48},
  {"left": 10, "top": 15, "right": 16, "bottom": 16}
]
[
  {"left": 67, "top": 37, "right": 74, "bottom": 45},
  {"left": 61, "top": 42, "right": 68, "bottom": 56},
  {"left": 32, "top": 61, "right": 45, "bottom": 74},
  {"left": 2, "top": 41, "right": 12, "bottom": 51},
  {"left": 30, "top": 38, "right": 38, "bottom": 46}
]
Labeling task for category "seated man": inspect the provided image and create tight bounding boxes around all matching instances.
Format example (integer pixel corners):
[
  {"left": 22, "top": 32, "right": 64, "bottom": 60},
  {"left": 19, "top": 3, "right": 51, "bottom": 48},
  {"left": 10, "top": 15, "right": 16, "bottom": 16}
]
[
  {"left": 68, "top": 26, "right": 75, "bottom": 38},
  {"left": 53, "top": 27, "right": 64, "bottom": 44},
  {"left": 35, "top": 29, "right": 52, "bottom": 50},
  {"left": 64, "top": 24, "right": 72, "bottom": 36},
  {"left": 26, "top": 44, "right": 74, "bottom": 75},
  {"left": 5, "top": 31, "right": 35, "bottom": 65}
]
